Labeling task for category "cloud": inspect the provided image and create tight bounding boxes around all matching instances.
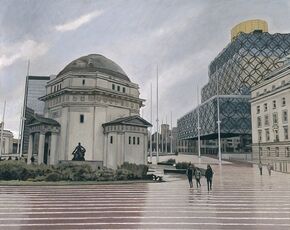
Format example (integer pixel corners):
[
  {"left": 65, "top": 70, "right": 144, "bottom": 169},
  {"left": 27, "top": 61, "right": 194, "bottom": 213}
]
[
  {"left": 55, "top": 10, "right": 103, "bottom": 32},
  {"left": 0, "top": 40, "right": 49, "bottom": 71}
]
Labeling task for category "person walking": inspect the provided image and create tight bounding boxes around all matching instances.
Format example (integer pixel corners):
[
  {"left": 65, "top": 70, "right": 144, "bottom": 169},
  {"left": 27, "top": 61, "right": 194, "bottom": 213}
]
[
  {"left": 258, "top": 162, "right": 263, "bottom": 175},
  {"left": 205, "top": 164, "right": 213, "bottom": 191},
  {"left": 267, "top": 163, "right": 272, "bottom": 176},
  {"left": 195, "top": 168, "right": 202, "bottom": 188},
  {"left": 186, "top": 163, "right": 194, "bottom": 188}
]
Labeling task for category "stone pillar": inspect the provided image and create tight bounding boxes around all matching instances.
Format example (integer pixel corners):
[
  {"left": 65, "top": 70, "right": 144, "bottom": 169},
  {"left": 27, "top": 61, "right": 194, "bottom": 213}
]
[
  {"left": 144, "top": 134, "right": 148, "bottom": 165},
  {"left": 50, "top": 133, "right": 58, "bottom": 165},
  {"left": 38, "top": 133, "right": 45, "bottom": 165},
  {"left": 121, "top": 134, "right": 125, "bottom": 164},
  {"left": 27, "top": 134, "right": 33, "bottom": 164},
  {"left": 103, "top": 134, "right": 108, "bottom": 167}
]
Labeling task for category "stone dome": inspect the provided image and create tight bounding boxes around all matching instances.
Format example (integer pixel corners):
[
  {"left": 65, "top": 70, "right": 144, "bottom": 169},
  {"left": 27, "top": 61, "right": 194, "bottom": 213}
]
[{"left": 57, "top": 54, "right": 130, "bottom": 82}]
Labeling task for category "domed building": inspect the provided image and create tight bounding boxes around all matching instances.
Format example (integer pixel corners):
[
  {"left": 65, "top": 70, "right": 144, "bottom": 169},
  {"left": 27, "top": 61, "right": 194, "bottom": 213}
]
[{"left": 26, "top": 54, "right": 151, "bottom": 169}]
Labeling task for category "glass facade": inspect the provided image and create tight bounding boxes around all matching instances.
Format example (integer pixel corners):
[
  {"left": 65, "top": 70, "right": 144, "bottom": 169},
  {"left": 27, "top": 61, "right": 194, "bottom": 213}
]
[
  {"left": 178, "top": 31, "right": 290, "bottom": 142},
  {"left": 22, "top": 76, "right": 51, "bottom": 153},
  {"left": 178, "top": 96, "right": 251, "bottom": 140}
]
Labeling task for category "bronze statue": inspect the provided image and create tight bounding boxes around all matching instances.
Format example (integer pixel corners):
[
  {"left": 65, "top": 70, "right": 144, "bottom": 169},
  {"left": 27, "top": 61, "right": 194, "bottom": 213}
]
[{"left": 72, "top": 142, "right": 86, "bottom": 161}]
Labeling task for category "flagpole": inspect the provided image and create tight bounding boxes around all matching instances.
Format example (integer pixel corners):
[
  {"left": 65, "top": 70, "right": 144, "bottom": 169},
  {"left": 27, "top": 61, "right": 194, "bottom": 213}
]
[
  {"left": 17, "top": 106, "right": 22, "bottom": 155},
  {"left": 20, "top": 60, "right": 30, "bottom": 157},
  {"left": 170, "top": 111, "right": 173, "bottom": 154},
  {"left": 149, "top": 83, "right": 153, "bottom": 163},
  {"left": 161, "top": 119, "right": 164, "bottom": 153},
  {"left": 156, "top": 65, "right": 159, "bottom": 163},
  {"left": 0, "top": 101, "right": 6, "bottom": 157}
]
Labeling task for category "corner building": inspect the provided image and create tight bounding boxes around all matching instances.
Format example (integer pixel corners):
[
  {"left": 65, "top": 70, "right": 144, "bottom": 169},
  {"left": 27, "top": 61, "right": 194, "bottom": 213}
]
[
  {"left": 26, "top": 54, "right": 151, "bottom": 169},
  {"left": 178, "top": 20, "right": 290, "bottom": 157},
  {"left": 251, "top": 57, "right": 290, "bottom": 172}
]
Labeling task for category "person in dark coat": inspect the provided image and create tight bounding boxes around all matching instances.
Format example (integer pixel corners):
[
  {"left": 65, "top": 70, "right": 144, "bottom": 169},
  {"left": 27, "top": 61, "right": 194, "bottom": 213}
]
[
  {"left": 186, "top": 163, "right": 195, "bottom": 188},
  {"left": 195, "top": 168, "right": 202, "bottom": 188},
  {"left": 205, "top": 164, "right": 214, "bottom": 191}
]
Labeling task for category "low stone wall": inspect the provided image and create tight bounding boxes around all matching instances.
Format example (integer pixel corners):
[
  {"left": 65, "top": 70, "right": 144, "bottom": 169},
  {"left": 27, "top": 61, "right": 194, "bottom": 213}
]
[{"left": 59, "top": 160, "right": 103, "bottom": 169}]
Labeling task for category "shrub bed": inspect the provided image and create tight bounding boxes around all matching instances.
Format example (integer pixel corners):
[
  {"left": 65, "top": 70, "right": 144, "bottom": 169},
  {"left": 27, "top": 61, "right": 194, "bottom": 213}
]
[{"left": 0, "top": 161, "right": 149, "bottom": 182}]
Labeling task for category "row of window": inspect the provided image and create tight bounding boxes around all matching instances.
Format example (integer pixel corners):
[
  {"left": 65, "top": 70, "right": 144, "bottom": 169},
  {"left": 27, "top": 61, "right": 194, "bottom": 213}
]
[
  {"left": 52, "top": 83, "right": 62, "bottom": 93},
  {"left": 259, "top": 146, "right": 290, "bottom": 157},
  {"left": 256, "top": 80, "right": 287, "bottom": 97},
  {"left": 258, "top": 126, "right": 288, "bottom": 142},
  {"left": 129, "top": 136, "right": 140, "bottom": 145},
  {"left": 109, "top": 136, "right": 141, "bottom": 145},
  {"left": 257, "top": 97, "right": 286, "bottom": 113},
  {"left": 257, "top": 111, "right": 288, "bottom": 127},
  {"left": 112, "top": 84, "right": 126, "bottom": 93}
]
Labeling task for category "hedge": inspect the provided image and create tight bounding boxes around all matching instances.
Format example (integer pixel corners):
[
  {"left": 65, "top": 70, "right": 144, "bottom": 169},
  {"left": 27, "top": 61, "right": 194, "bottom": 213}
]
[{"left": 0, "top": 161, "right": 149, "bottom": 182}]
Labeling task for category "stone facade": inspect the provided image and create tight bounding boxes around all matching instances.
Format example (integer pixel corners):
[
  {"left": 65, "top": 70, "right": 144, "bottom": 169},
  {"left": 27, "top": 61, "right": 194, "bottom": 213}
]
[
  {"left": 0, "top": 122, "right": 13, "bottom": 155},
  {"left": 27, "top": 54, "right": 151, "bottom": 169},
  {"left": 251, "top": 57, "right": 290, "bottom": 172}
]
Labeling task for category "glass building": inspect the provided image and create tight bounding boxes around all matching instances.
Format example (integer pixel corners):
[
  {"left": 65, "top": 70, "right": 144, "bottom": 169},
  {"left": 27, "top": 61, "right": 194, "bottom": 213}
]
[
  {"left": 22, "top": 76, "right": 52, "bottom": 154},
  {"left": 178, "top": 23, "right": 290, "bottom": 155}
]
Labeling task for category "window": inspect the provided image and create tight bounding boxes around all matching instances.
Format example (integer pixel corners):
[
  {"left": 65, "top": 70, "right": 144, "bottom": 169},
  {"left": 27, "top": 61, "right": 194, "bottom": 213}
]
[
  {"left": 258, "top": 130, "right": 262, "bottom": 142},
  {"left": 273, "top": 113, "right": 278, "bottom": 124},
  {"left": 82, "top": 79, "right": 85, "bottom": 85},
  {"left": 272, "top": 85, "right": 276, "bottom": 90},
  {"left": 129, "top": 136, "right": 131, "bottom": 145},
  {"left": 264, "top": 103, "right": 267, "bottom": 112},
  {"left": 265, "top": 129, "right": 270, "bottom": 141},
  {"left": 274, "top": 129, "right": 279, "bottom": 142},
  {"left": 112, "top": 84, "right": 115, "bottom": 90},
  {"left": 264, "top": 114, "right": 269, "bottom": 126},
  {"left": 80, "top": 114, "right": 84, "bottom": 123},
  {"left": 284, "top": 126, "right": 288, "bottom": 140},
  {"left": 273, "top": 100, "right": 276, "bottom": 109},
  {"left": 282, "top": 110, "right": 288, "bottom": 123},
  {"left": 275, "top": 147, "right": 279, "bottom": 157},
  {"left": 257, "top": 106, "right": 260, "bottom": 114},
  {"left": 286, "top": 147, "right": 290, "bottom": 157},
  {"left": 133, "top": 137, "right": 136, "bottom": 145},
  {"left": 282, "top": 97, "right": 286, "bottom": 107},
  {"left": 264, "top": 88, "right": 267, "bottom": 93},
  {"left": 256, "top": 92, "right": 260, "bottom": 97},
  {"left": 257, "top": 117, "right": 262, "bottom": 128},
  {"left": 110, "top": 136, "right": 113, "bottom": 144},
  {"left": 282, "top": 80, "right": 285, "bottom": 86},
  {"left": 123, "top": 87, "right": 125, "bottom": 93},
  {"left": 137, "top": 137, "right": 140, "bottom": 145},
  {"left": 117, "top": 86, "right": 120, "bottom": 91},
  {"left": 267, "top": 147, "right": 271, "bottom": 156},
  {"left": 54, "top": 86, "right": 56, "bottom": 92}
]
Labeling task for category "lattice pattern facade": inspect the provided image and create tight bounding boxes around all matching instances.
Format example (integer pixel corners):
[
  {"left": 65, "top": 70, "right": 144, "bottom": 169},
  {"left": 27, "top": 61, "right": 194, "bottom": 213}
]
[
  {"left": 177, "top": 96, "right": 251, "bottom": 140},
  {"left": 202, "top": 32, "right": 290, "bottom": 102},
  {"left": 178, "top": 32, "right": 290, "bottom": 140}
]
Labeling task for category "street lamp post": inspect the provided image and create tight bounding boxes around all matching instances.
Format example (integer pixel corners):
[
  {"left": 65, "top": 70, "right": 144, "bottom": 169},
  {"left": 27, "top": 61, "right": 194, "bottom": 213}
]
[
  {"left": 258, "top": 140, "right": 261, "bottom": 164},
  {"left": 216, "top": 73, "right": 222, "bottom": 165}
]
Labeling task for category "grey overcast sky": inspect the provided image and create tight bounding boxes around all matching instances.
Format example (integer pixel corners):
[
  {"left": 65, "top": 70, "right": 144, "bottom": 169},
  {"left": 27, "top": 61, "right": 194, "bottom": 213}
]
[{"left": 0, "top": 0, "right": 290, "bottom": 137}]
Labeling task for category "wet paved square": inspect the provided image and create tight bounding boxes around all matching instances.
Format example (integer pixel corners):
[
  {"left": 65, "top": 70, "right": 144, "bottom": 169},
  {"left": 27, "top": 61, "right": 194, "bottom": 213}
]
[{"left": 0, "top": 163, "right": 290, "bottom": 229}]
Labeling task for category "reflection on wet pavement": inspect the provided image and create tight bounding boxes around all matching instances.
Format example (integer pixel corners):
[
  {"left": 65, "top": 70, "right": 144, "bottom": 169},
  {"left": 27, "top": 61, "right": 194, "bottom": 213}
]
[{"left": 0, "top": 163, "right": 290, "bottom": 229}]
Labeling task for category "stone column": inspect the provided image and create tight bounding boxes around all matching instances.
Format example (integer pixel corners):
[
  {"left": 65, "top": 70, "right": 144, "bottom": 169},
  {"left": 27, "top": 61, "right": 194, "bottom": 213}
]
[
  {"left": 144, "top": 134, "right": 148, "bottom": 165},
  {"left": 103, "top": 134, "right": 108, "bottom": 167},
  {"left": 38, "top": 133, "right": 45, "bottom": 165},
  {"left": 50, "top": 133, "right": 58, "bottom": 165},
  {"left": 27, "top": 134, "right": 33, "bottom": 164}
]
